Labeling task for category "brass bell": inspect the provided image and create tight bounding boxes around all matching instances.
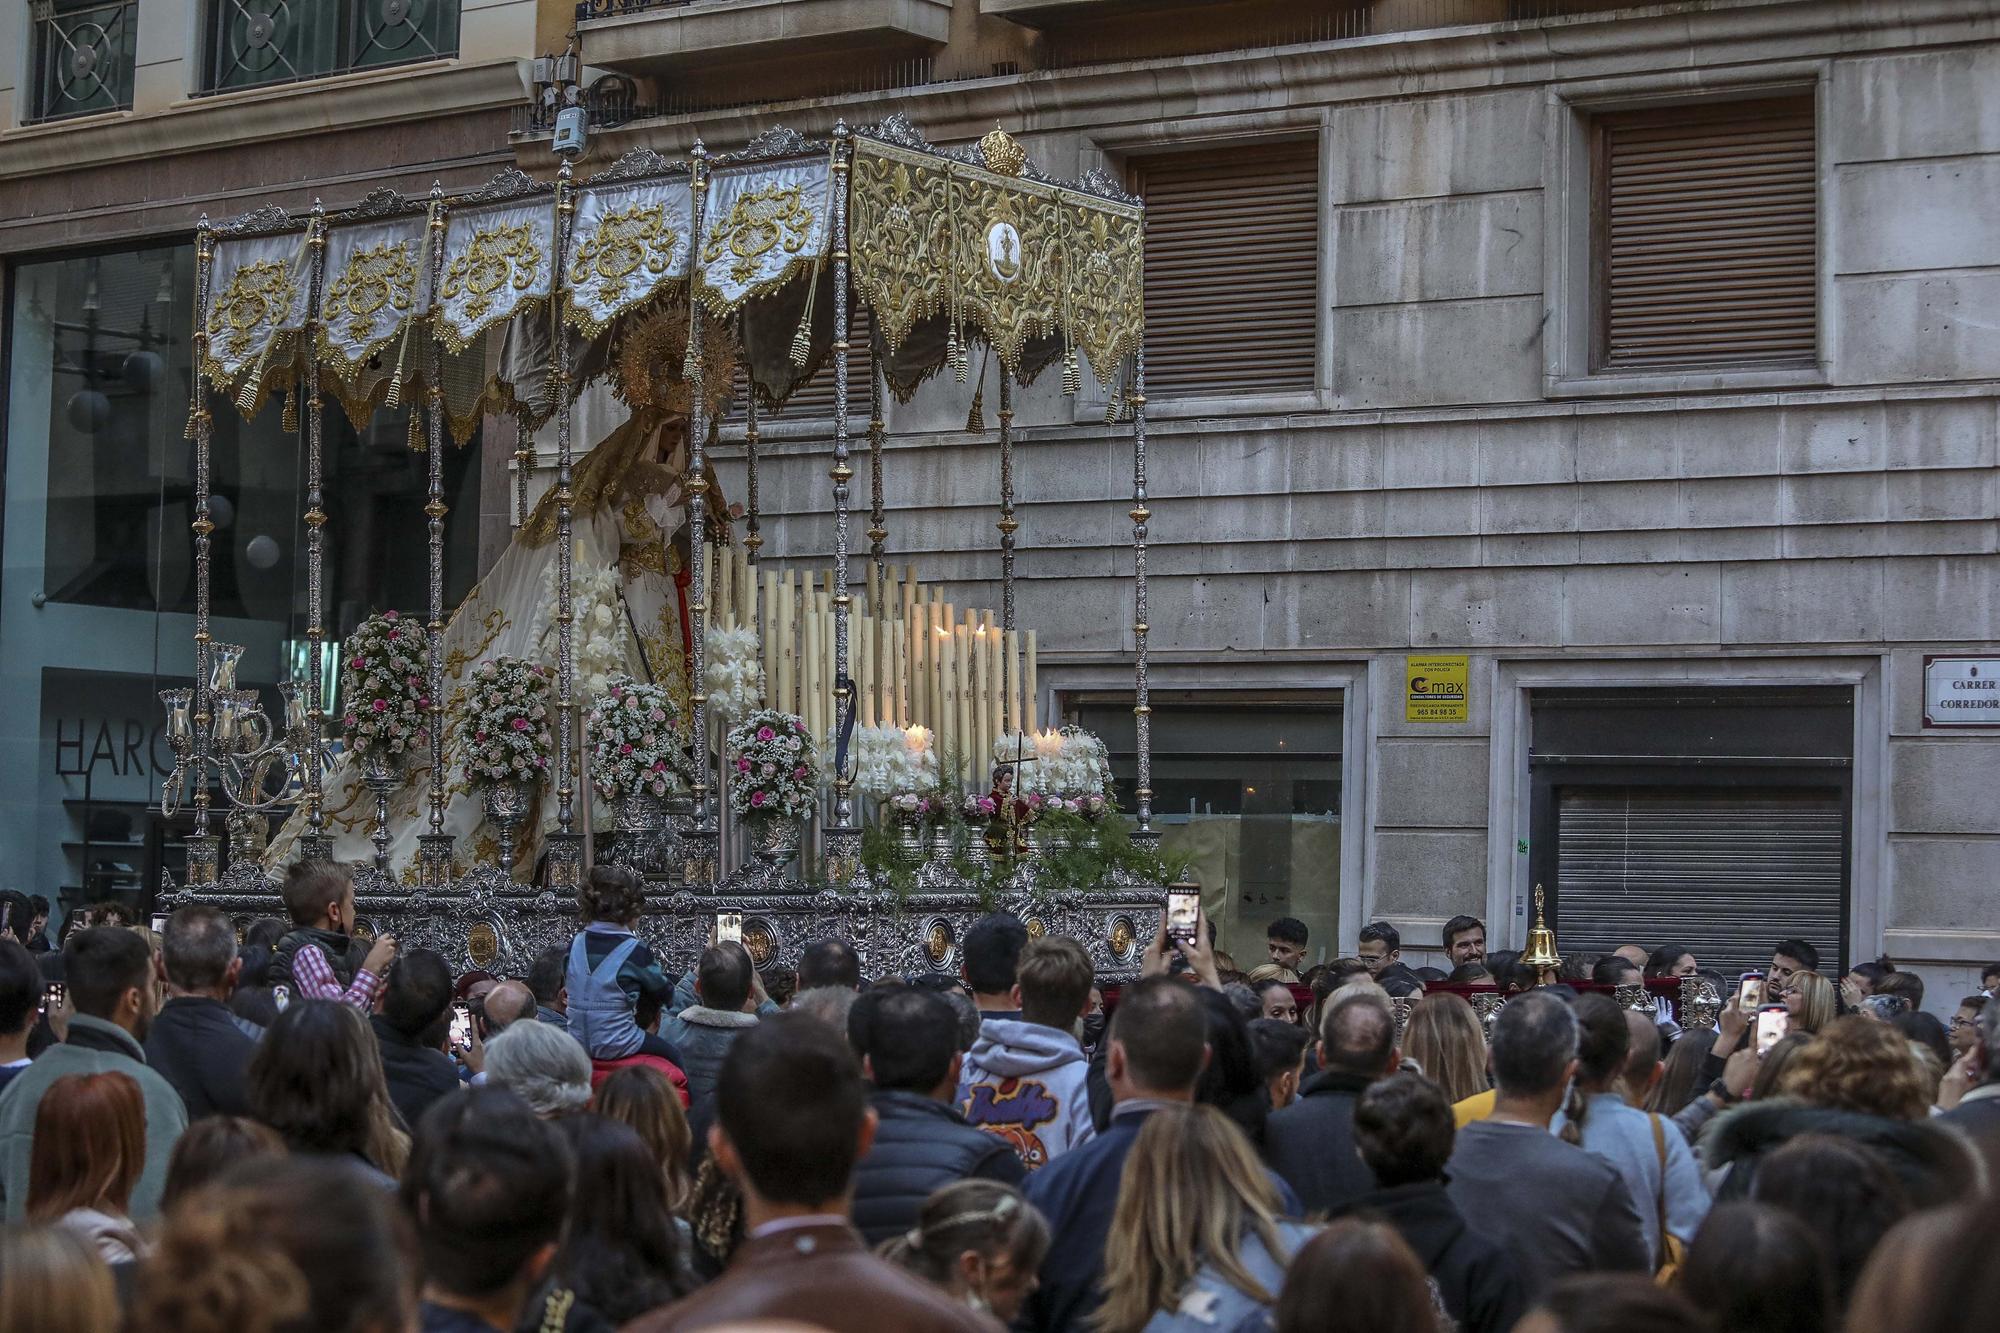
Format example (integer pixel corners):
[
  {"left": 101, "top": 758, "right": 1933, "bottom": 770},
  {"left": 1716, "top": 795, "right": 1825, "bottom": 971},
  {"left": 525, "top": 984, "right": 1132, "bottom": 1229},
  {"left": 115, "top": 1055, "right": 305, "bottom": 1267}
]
[{"left": 1520, "top": 884, "right": 1562, "bottom": 971}]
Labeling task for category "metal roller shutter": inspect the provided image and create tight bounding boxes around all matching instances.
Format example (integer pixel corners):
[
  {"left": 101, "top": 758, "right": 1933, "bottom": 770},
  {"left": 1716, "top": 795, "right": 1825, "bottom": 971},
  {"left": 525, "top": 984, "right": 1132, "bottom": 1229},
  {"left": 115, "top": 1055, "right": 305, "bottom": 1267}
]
[
  {"left": 1596, "top": 97, "right": 1817, "bottom": 369},
  {"left": 1136, "top": 140, "right": 1320, "bottom": 396},
  {"left": 1556, "top": 787, "right": 1844, "bottom": 978}
]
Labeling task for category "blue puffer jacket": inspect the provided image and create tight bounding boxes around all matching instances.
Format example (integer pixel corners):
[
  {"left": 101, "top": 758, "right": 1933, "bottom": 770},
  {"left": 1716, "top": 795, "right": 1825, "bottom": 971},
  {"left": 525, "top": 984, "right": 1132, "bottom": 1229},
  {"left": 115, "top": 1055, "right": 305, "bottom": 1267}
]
[{"left": 851, "top": 1090, "right": 1027, "bottom": 1246}]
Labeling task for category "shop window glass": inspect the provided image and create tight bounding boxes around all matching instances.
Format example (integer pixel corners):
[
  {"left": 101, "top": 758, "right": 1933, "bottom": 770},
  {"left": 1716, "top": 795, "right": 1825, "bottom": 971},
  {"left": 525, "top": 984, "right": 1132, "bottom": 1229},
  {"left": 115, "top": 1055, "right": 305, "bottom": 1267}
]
[
  {"left": 1073, "top": 694, "right": 1342, "bottom": 966},
  {"left": 2, "top": 243, "right": 483, "bottom": 923}
]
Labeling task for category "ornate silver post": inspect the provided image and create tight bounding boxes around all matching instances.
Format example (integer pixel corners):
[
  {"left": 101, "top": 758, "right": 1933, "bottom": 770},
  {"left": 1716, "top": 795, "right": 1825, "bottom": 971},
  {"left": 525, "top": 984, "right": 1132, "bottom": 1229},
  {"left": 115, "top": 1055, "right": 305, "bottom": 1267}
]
[
  {"left": 745, "top": 388, "right": 763, "bottom": 669},
  {"left": 867, "top": 347, "right": 886, "bottom": 585},
  {"left": 1130, "top": 347, "right": 1151, "bottom": 836},
  {"left": 998, "top": 374, "right": 1016, "bottom": 632},
  {"left": 545, "top": 160, "right": 584, "bottom": 889},
  {"left": 299, "top": 202, "right": 333, "bottom": 861},
  {"left": 828, "top": 122, "right": 857, "bottom": 851},
  {"left": 418, "top": 183, "right": 455, "bottom": 888},
  {"left": 184, "top": 217, "right": 220, "bottom": 884},
  {"left": 686, "top": 141, "right": 714, "bottom": 834}
]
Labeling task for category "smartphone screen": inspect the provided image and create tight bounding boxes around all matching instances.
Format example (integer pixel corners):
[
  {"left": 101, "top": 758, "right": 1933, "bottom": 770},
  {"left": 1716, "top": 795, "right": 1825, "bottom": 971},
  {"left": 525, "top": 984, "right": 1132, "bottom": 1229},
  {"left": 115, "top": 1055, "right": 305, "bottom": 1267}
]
[
  {"left": 1755, "top": 1005, "right": 1790, "bottom": 1054},
  {"left": 448, "top": 1002, "right": 473, "bottom": 1052},
  {"left": 715, "top": 913, "right": 744, "bottom": 944},
  {"left": 150, "top": 913, "right": 169, "bottom": 934},
  {"left": 41, "top": 983, "right": 62, "bottom": 1016},
  {"left": 1166, "top": 887, "right": 1200, "bottom": 943},
  {"left": 1737, "top": 972, "right": 1764, "bottom": 1011},
  {"left": 272, "top": 983, "right": 290, "bottom": 1013}
]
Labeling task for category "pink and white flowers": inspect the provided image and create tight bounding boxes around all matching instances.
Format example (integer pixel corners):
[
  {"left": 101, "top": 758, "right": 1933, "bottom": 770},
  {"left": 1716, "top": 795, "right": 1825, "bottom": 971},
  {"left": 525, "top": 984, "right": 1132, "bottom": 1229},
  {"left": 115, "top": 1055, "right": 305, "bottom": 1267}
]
[
  {"left": 588, "top": 676, "right": 692, "bottom": 802},
  {"left": 725, "top": 709, "right": 817, "bottom": 820},
  {"left": 454, "top": 656, "right": 553, "bottom": 787},
  {"left": 339, "top": 610, "right": 429, "bottom": 762}
]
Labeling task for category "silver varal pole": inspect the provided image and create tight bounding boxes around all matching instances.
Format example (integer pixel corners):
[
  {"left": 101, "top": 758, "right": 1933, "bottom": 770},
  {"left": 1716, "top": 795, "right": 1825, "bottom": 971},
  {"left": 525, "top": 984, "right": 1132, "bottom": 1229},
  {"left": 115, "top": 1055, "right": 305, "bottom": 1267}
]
[
  {"left": 300, "top": 203, "right": 332, "bottom": 861},
  {"left": 546, "top": 160, "right": 584, "bottom": 888},
  {"left": 1131, "top": 346, "right": 1151, "bottom": 836},
  {"left": 829, "top": 122, "right": 855, "bottom": 837},
  {"left": 686, "top": 141, "right": 714, "bottom": 833},
  {"left": 184, "top": 217, "right": 220, "bottom": 884},
  {"left": 418, "top": 183, "right": 455, "bottom": 889}
]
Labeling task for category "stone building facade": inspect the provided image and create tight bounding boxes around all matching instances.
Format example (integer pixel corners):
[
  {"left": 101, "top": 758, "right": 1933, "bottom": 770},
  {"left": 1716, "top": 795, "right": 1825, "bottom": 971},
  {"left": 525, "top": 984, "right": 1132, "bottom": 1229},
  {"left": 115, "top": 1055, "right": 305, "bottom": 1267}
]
[
  {"left": 536, "top": 0, "right": 2000, "bottom": 998},
  {"left": 2, "top": 0, "right": 1994, "bottom": 1008}
]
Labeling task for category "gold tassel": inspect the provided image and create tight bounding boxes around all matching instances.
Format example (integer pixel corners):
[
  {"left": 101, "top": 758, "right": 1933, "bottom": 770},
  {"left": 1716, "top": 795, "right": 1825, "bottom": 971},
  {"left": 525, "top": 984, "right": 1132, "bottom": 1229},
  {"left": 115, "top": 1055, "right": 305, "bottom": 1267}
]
[
  {"left": 281, "top": 389, "right": 298, "bottom": 434},
  {"left": 790, "top": 320, "right": 812, "bottom": 369},
  {"left": 966, "top": 386, "right": 985, "bottom": 433},
  {"left": 407, "top": 410, "right": 425, "bottom": 451},
  {"left": 235, "top": 376, "right": 260, "bottom": 415},
  {"left": 1105, "top": 393, "right": 1122, "bottom": 426},
  {"left": 384, "top": 368, "right": 403, "bottom": 411},
  {"left": 1063, "top": 348, "right": 1082, "bottom": 397},
  {"left": 184, "top": 403, "right": 199, "bottom": 440},
  {"left": 946, "top": 325, "right": 962, "bottom": 382}
]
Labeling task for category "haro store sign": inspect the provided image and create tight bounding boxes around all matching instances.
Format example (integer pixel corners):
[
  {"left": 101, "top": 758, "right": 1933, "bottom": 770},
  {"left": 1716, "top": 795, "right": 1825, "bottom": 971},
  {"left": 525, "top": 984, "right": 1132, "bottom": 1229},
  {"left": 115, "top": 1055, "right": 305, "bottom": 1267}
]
[{"left": 1923, "top": 656, "right": 2000, "bottom": 729}]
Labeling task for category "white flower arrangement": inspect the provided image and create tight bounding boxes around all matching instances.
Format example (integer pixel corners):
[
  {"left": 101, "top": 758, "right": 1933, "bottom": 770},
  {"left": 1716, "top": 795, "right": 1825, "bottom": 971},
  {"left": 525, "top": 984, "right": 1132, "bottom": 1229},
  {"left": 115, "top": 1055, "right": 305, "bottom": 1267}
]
[
  {"left": 454, "top": 657, "right": 553, "bottom": 788},
  {"left": 726, "top": 709, "right": 818, "bottom": 820},
  {"left": 588, "top": 675, "right": 692, "bottom": 802},
  {"left": 536, "top": 560, "right": 629, "bottom": 701},
  {"left": 850, "top": 723, "right": 940, "bottom": 800},
  {"left": 1018, "top": 727, "right": 1115, "bottom": 806},
  {"left": 339, "top": 610, "right": 429, "bottom": 762},
  {"left": 704, "top": 622, "right": 763, "bottom": 723}
]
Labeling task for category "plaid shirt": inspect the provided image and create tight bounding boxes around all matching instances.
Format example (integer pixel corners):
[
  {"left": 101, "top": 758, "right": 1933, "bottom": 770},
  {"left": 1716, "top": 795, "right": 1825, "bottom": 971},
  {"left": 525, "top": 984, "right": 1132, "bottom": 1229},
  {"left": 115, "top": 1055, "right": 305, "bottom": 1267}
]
[{"left": 292, "top": 943, "right": 381, "bottom": 1010}]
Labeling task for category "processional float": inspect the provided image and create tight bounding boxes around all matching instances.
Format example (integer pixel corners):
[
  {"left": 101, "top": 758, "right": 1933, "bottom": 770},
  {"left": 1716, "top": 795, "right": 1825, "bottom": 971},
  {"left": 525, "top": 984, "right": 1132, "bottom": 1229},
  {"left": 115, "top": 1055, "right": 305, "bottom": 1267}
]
[{"left": 160, "top": 117, "right": 1169, "bottom": 979}]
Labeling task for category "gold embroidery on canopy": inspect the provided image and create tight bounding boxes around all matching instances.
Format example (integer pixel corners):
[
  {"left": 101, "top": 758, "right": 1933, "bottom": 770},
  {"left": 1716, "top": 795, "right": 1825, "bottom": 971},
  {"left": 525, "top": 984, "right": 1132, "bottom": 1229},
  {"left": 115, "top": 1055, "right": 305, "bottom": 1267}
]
[
  {"left": 324, "top": 239, "right": 420, "bottom": 351},
  {"left": 206, "top": 258, "right": 301, "bottom": 365},
  {"left": 568, "top": 201, "right": 678, "bottom": 336},
  {"left": 441, "top": 222, "right": 543, "bottom": 348}
]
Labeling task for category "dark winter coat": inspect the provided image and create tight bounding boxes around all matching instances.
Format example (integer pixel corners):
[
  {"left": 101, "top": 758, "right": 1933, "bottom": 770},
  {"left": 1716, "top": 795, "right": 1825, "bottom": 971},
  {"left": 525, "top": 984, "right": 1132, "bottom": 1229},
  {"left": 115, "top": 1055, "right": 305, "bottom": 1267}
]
[
  {"left": 144, "top": 996, "right": 258, "bottom": 1120},
  {"left": 851, "top": 1090, "right": 1026, "bottom": 1246},
  {"left": 1337, "top": 1181, "right": 1527, "bottom": 1333},
  {"left": 1701, "top": 1097, "right": 1982, "bottom": 1208},
  {"left": 1262, "top": 1069, "right": 1377, "bottom": 1214},
  {"left": 371, "top": 1016, "right": 463, "bottom": 1132}
]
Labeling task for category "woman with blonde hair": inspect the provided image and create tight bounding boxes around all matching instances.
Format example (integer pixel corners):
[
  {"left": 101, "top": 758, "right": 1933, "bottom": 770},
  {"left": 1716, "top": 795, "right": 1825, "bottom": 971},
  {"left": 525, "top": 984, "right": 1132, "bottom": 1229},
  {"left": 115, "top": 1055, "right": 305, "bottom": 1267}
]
[
  {"left": 25, "top": 1071, "right": 148, "bottom": 1263},
  {"left": 880, "top": 1179, "right": 1050, "bottom": 1323},
  {"left": 1094, "top": 1104, "right": 1316, "bottom": 1333},
  {"left": 1779, "top": 970, "right": 1836, "bottom": 1035},
  {"left": 0, "top": 1222, "right": 119, "bottom": 1333},
  {"left": 1400, "top": 993, "right": 1487, "bottom": 1105}
]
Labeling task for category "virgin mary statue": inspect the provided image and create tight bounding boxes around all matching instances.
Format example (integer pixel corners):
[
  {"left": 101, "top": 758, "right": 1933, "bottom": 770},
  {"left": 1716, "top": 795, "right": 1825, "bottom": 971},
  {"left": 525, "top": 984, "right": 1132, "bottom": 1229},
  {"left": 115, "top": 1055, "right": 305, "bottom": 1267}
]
[{"left": 262, "top": 294, "right": 736, "bottom": 879}]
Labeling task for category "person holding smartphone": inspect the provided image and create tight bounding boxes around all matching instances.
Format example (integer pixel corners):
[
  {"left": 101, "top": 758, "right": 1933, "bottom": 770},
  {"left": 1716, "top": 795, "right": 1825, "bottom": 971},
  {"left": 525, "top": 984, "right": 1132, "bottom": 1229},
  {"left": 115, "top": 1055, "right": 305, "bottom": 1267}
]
[{"left": 0, "top": 942, "right": 39, "bottom": 1096}]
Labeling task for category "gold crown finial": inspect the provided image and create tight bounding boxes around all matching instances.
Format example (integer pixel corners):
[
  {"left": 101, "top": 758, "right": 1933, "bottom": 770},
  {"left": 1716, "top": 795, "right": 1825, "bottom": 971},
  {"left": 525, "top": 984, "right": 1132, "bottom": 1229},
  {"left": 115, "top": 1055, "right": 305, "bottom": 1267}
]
[
  {"left": 980, "top": 125, "right": 1027, "bottom": 177},
  {"left": 1521, "top": 883, "right": 1562, "bottom": 971}
]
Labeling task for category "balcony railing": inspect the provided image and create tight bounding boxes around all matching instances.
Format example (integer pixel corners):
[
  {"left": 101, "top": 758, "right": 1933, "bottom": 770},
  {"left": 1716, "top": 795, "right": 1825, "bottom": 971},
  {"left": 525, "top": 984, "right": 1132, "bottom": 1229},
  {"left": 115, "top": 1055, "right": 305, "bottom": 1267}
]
[
  {"left": 28, "top": 0, "right": 137, "bottom": 124},
  {"left": 202, "top": 0, "right": 461, "bottom": 95}
]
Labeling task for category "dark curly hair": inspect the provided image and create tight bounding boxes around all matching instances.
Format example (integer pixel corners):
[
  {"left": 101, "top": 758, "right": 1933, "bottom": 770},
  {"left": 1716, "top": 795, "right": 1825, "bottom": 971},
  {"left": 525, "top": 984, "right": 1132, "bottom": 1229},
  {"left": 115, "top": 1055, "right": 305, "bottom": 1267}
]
[{"left": 579, "top": 864, "right": 647, "bottom": 925}]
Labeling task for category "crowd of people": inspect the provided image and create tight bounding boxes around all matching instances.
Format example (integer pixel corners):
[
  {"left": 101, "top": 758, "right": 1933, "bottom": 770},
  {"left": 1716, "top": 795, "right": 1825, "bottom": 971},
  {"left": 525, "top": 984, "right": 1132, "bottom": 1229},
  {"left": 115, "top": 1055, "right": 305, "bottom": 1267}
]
[{"left": 0, "top": 864, "right": 1996, "bottom": 1332}]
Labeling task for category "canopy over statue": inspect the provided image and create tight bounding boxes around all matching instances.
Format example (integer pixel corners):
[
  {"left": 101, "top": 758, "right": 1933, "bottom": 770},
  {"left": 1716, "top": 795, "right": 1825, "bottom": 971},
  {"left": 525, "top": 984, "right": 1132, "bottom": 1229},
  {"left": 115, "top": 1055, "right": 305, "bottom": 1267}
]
[{"left": 160, "top": 117, "right": 1170, "bottom": 982}]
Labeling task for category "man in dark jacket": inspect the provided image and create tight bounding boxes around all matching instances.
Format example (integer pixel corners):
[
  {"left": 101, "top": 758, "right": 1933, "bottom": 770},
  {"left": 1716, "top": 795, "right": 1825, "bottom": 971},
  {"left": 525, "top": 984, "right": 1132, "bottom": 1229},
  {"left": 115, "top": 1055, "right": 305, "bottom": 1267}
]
[
  {"left": 1023, "top": 976, "right": 1208, "bottom": 1333},
  {"left": 144, "top": 905, "right": 259, "bottom": 1120},
  {"left": 1339, "top": 1073, "right": 1525, "bottom": 1333},
  {"left": 373, "top": 948, "right": 464, "bottom": 1130},
  {"left": 1263, "top": 983, "right": 1400, "bottom": 1212},
  {"left": 851, "top": 985, "right": 1024, "bottom": 1244}
]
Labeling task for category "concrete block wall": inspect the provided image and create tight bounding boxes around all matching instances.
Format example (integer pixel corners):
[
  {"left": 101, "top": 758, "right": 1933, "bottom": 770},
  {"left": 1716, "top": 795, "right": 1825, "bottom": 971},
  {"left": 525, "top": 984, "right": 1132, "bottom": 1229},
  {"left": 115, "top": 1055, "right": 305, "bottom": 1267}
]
[{"left": 707, "top": 6, "right": 2000, "bottom": 1003}]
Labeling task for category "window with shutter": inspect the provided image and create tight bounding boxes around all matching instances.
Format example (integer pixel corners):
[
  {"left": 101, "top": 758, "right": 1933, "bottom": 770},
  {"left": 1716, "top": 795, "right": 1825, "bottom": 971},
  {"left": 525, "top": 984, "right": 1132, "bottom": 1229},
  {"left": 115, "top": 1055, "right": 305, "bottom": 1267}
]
[
  {"left": 1594, "top": 97, "right": 1818, "bottom": 370},
  {"left": 1135, "top": 140, "right": 1320, "bottom": 397},
  {"left": 724, "top": 306, "right": 876, "bottom": 421}
]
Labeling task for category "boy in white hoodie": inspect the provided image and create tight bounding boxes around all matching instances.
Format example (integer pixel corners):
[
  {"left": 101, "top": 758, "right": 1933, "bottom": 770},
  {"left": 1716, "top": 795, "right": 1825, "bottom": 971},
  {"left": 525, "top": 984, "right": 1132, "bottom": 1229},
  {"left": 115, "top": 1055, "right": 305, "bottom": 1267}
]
[{"left": 958, "top": 935, "right": 1097, "bottom": 1169}]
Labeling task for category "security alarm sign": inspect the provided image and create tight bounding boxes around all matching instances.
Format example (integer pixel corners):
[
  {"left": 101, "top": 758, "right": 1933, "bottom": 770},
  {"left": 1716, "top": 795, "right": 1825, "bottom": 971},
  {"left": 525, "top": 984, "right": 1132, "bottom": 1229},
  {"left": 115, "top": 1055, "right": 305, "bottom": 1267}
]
[
  {"left": 1405, "top": 656, "right": 1470, "bottom": 723},
  {"left": 1924, "top": 656, "right": 2000, "bottom": 728}
]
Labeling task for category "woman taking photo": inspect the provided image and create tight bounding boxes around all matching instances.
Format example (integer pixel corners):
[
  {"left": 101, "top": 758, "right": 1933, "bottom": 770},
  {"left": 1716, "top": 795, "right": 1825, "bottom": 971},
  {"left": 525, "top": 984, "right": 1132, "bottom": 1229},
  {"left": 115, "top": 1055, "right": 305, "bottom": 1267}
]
[
  {"left": 1094, "top": 1104, "right": 1315, "bottom": 1333},
  {"left": 880, "top": 1179, "right": 1049, "bottom": 1323},
  {"left": 25, "top": 1071, "right": 147, "bottom": 1263}
]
